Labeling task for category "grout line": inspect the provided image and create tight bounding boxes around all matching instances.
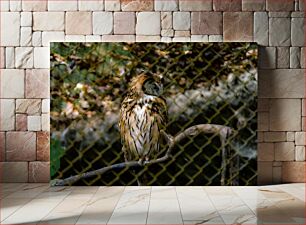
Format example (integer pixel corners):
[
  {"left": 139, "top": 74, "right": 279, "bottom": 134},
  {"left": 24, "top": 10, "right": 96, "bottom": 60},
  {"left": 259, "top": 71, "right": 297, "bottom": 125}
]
[
  {"left": 202, "top": 186, "right": 229, "bottom": 225},
  {"left": 174, "top": 186, "right": 185, "bottom": 224},
  {"left": 105, "top": 186, "right": 126, "bottom": 225},
  {"left": 36, "top": 186, "right": 73, "bottom": 223},
  {"left": 144, "top": 186, "right": 152, "bottom": 225},
  {"left": 74, "top": 186, "right": 100, "bottom": 224}
]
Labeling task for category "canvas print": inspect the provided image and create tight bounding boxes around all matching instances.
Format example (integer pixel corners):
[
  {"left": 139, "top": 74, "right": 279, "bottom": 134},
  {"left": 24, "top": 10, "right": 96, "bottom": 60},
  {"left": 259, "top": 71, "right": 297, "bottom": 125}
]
[{"left": 50, "top": 42, "right": 257, "bottom": 186}]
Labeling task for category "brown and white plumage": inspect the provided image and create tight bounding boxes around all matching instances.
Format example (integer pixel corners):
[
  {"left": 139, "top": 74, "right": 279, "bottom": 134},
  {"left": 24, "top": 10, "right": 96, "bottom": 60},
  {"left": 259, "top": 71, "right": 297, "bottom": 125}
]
[{"left": 119, "top": 74, "right": 167, "bottom": 164}]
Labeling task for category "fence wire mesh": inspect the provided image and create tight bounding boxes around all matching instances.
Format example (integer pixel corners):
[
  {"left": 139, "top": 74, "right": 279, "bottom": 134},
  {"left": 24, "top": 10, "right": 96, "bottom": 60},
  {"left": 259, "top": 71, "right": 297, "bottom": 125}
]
[{"left": 50, "top": 42, "right": 257, "bottom": 186}]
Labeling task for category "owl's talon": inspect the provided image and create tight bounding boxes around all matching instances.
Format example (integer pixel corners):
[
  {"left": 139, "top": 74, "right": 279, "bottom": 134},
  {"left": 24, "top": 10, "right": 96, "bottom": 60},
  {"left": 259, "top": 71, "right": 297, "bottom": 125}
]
[{"left": 138, "top": 159, "right": 144, "bottom": 166}]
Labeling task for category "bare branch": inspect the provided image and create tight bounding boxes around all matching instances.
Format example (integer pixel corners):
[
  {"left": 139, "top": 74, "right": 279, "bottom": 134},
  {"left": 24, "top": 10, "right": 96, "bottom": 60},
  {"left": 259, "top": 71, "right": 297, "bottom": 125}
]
[{"left": 51, "top": 124, "right": 233, "bottom": 186}]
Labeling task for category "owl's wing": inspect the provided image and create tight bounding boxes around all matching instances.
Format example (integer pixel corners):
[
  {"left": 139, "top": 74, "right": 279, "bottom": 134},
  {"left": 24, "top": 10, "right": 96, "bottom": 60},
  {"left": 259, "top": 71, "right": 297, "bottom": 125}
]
[
  {"left": 151, "top": 97, "right": 168, "bottom": 130},
  {"left": 143, "top": 96, "right": 168, "bottom": 159},
  {"left": 119, "top": 97, "right": 139, "bottom": 161}
]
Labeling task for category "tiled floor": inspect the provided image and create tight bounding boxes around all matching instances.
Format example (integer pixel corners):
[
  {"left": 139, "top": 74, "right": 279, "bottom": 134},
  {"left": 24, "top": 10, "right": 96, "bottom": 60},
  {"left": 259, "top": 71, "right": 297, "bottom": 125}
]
[{"left": 0, "top": 183, "right": 305, "bottom": 224}]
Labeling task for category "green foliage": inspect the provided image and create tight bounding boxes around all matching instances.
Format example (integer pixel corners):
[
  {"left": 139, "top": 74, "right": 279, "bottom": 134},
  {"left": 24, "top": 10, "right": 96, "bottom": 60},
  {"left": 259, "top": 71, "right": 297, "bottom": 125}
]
[{"left": 50, "top": 138, "right": 66, "bottom": 177}]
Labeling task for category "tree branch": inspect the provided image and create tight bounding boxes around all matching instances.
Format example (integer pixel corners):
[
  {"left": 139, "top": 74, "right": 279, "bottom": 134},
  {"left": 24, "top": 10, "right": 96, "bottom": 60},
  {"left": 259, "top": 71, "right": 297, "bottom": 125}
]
[{"left": 51, "top": 124, "right": 233, "bottom": 186}]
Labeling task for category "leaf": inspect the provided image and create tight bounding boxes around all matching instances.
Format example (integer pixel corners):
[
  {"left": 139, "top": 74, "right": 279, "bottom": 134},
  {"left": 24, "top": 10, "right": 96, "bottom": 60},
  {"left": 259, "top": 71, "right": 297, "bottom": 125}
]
[{"left": 50, "top": 138, "right": 66, "bottom": 177}]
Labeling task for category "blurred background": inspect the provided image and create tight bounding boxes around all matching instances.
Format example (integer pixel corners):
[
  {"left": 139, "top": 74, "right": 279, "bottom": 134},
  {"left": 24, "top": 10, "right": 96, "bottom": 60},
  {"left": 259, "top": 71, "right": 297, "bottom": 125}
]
[{"left": 50, "top": 42, "right": 258, "bottom": 186}]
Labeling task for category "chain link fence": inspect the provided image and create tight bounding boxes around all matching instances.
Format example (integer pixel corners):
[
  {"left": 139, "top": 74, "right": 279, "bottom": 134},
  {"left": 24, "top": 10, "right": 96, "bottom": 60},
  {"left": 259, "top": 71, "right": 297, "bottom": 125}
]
[{"left": 50, "top": 42, "right": 257, "bottom": 186}]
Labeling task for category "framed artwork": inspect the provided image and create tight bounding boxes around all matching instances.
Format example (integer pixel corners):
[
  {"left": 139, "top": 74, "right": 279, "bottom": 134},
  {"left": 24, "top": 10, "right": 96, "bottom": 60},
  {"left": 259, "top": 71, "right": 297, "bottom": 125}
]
[{"left": 50, "top": 42, "right": 257, "bottom": 186}]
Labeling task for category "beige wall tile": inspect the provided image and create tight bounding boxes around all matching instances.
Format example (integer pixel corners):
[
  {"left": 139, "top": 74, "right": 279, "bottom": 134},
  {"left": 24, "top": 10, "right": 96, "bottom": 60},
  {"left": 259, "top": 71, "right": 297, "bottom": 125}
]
[
  {"left": 275, "top": 142, "right": 295, "bottom": 161},
  {"left": 258, "top": 143, "right": 274, "bottom": 161},
  {"left": 290, "top": 47, "right": 301, "bottom": 69},
  {"left": 114, "top": 12, "right": 135, "bottom": 35},
  {"left": 85, "top": 35, "right": 102, "bottom": 42},
  {"left": 15, "top": 47, "right": 33, "bottom": 68},
  {"left": 21, "top": 12, "right": 32, "bottom": 27},
  {"left": 0, "top": 132, "right": 5, "bottom": 161},
  {"left": 258, "top": 112, "right": 269, "bottom": 131},
  {"left": 16, "top": 99, "right": 41, "bottom": 115},
  {"left": 155, "top": 0, "right": 178, "bottom": 11},
  {"left": 65, "top": 35, "right": 86, "bottom": 42},
  {"left": 0, "top": 162, "right": 28, "bottom": 182},
  {"left": 295, "top": 146, "right": 305, "bottom": 161},
  {"left": 41, "top": 99, "right": 50, "bottom": 113},
  {"left": 172, "top": 36, "right": 190, "bottom": 42},
  {"left": 33, "top": 12, "right": 64, "bottom": 31},
  {"left": 102, "top": 35, "right": 135, "bottom": 42},
  {"left": 224, "top": 12, "right": 253, "bottom": 42},
  {"left": 269, "top": 18, "right": 291, "bottom": 46},
  {"left": 258, "top": 69, "right": 304, "bottom": 98},
  {"left": 242, "top": 0, "right": 265, "bottom": 11},
  {"left": 213, "top": 0, "right": 242, "bottom": 11},
  {"left": 22, "top": 0, "right": 47, "bottom": 11},
  {"left": 264, "top": 132, "right": 286, "bottom": 142},
  {"left": 286, "top": 132, "right": 295, "bottom": 142},
  {"left": 29, "top": 161, "right": 50, "bottom": 182},
  {"left": 291, "top": 18, "right": 304, "bottom": 47},
  {"left": 270, "top": 99, "right": 301, "bottom": 131},
  {"left": 208, "top": 35, "right": 223, "bottom": 42},
  {"left": 136, "top": 12, "right": 160, "bottom": 35},
  {"left": 136, "top": 35, "right": 161, "bottom": 42},
  {"left": 6, "top": 132, "right": 36, "bottom": 161},
  {"left": 1, "top": 12, "right": 20, "bottom": 46},
  {"left": 41, "top": 113, "right": 50, "bottom": 131},
  {"left": 32, "top": 31, "right": 42, "bottom": 47},
  {"left": 258, "top": 99, "right": 269, "bottom": 112},
  {"left": 295, "top": 132, "right": 305, "bottom": 146},
  {"left": 93, "top": 12, "right": 113, "bottom": 35},
  {"left": 48, "top": 0, "right": 77, "bottom": 11},
  {"left": 266, "top": 0, "right": 294, "bottom": 11},
  {"left": 258, "top": 162, "right": 273, "bottom": 185},
  {"left": 0, "top": 99, "right": 15, "bottom": 131},
  {"left": 179, "top": 0, "right": 212, "bottom": 11},
  {"left": 34, "top": 47, "right": 50, "bottom": 68},
  {"left": 276, "top": 47, "right": 290, "bottom": 68},
  {"left": 173, "top": 12, "right": 190, "bottom": 30},
  {"left": 78, "top": 0, "right": 104, "bottom": 11},
  {"left": 37, "top": 131, "right": 50, "bottom": 161},
  {"left": 272, "top": 165, "right": 282, "bottom": 184},
  {"left": 191, "top": 35, "right": 208, "bottom": 42},
  {"left": 0, "top": 0, "right": 9, "bottom": 11},
  {"left": 16, "top": 114, "right": 27, "bottom": 131},
  {"left": 5, "top": 47, "right": 15, "bottom": 68},
  {"left": 254, "top": 12, "right": 268, "bottom": 46},
  {"left": 121, "top": 0, "right": 153, "bottom": 11},
  {"left": 66, "top": 12, "right": 92, "bottom": 35},
  {"left": 105, "top": 0, "right": 120, "bottom": 11},
  {"left": 191, "top": 12, "right": 222, "bottom": 35},
  {"left": 0, "top": 69, "right": 24, "bottom": 98},
  {"left": 282, "top": 162, "right": 305, "bottom": 182},
  {"left": 25, "top": 69, "right": 50, "bottom": 98},
  {"left": 161, "top": 12, "right": 172, "bottom": 29},
  {"left": 259, "top": 47, "right": 276, "bottom": 69},
  {"left": 161, "top": 28, "right": 174, "bottom": 37},
  {"left": 27, "top": 115, "right": 41, "bottom": 131},
  {"left": 0, "top": 47, "right": 4, "bottom": 69},
  {"left": 42, "top": 32, "right": 65, "bottom": 46},
  {"left": 20, "top": 27, "right": 32, "bottom": 47}
]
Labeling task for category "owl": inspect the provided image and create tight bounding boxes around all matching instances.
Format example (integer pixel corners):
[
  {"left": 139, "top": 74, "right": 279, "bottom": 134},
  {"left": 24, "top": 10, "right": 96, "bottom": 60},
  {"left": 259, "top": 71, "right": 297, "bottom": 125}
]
[{"left": 119, "top": 74, "right": 167, "bottom": 165}]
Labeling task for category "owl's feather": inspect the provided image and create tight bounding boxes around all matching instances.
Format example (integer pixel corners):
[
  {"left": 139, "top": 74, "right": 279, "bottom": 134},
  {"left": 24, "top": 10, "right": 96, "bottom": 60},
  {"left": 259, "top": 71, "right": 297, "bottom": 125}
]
[{"left": 119, "top": 74, "right": 167, "bottom": 163}]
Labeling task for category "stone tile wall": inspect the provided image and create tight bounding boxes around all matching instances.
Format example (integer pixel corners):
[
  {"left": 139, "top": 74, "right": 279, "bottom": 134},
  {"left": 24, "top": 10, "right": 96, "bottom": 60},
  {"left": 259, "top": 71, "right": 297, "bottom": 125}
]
[{"left": 0, "top": 0, "right": 305, "bottom": 184}]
